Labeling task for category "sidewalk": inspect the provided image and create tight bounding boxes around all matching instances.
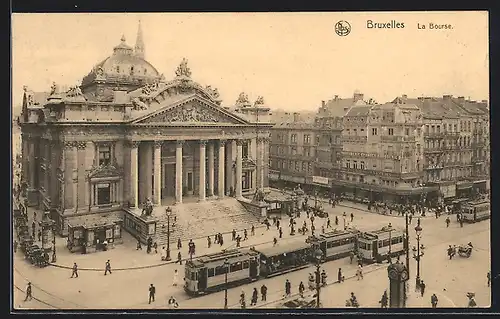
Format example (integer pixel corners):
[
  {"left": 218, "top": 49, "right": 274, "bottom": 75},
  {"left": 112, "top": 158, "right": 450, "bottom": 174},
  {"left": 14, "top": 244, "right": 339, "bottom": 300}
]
[{"left": 19, "top": 204, "right": 317, "bottom": 270}]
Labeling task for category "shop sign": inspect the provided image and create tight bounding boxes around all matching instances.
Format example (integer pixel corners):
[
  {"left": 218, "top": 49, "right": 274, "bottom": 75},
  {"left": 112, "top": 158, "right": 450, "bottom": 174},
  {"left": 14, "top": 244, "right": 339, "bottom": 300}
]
[{"left": 312, "top": 176, "right": 329, "bottom": 185}]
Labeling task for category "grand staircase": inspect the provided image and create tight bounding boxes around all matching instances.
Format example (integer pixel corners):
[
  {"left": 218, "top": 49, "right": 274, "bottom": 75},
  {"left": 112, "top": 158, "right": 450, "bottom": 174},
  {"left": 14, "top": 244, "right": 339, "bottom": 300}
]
[{"left": 154, "top": 198, "right": 262, "bottom": 245}]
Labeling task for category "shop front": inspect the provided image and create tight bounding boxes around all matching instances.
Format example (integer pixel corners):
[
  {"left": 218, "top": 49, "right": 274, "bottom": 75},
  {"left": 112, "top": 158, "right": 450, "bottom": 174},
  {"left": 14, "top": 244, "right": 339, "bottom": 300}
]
[{"left": 67, "top": 221, "right": 123, "bottom": 254}]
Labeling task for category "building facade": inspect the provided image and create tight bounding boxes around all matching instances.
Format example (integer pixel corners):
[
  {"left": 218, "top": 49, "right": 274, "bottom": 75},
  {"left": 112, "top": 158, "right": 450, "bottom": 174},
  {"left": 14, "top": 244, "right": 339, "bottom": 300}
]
[
  {"left": 339, "top": 99, "right": 425, "bottom": 202},
  {"left": 19, "top": 27, "right": 272, "bottom": 235}
]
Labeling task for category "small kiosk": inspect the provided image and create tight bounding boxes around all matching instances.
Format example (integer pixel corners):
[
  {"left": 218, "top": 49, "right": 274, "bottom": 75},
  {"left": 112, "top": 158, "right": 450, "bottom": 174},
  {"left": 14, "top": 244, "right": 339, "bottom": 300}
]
[
  {"left": 67, "top": 220, "right": 123, "bottom": 254},
  {"left": 265, "top": 191, "right": 297, "bottom": 218}
]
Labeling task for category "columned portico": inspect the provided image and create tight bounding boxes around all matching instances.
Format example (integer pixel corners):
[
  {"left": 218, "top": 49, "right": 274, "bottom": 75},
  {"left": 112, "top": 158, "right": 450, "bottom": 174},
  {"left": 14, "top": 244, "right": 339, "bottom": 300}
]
[
  {"left": 218, "top": 140, "right": 226, "bottom": 198},
  {"left": 199, "top": 140, "right": 207, "bottom": 201},
  {"left": 235, "top": 139, "right": 243, "bottom": 198},
  {"left": 153, "top": 141, "right": 162, "bottom": 205},
  {"left": 207, "top": 142, "right": 215, "bottom": 197},
  {"left": 175, "top": 140, "right": 184, "bottom": 203}
]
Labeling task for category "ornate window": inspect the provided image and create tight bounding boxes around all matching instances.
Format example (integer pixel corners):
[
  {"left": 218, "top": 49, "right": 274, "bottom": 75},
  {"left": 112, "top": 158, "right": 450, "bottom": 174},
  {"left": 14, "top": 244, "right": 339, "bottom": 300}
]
[
  {"left": 99, "top": 145, "right": 111, "bottom": 166},
  {"left": 96, "top": 183, "right": 111, "bottom": 205},
  {"left": 242, "top": 143, "right": 249, "bottom": 159}
]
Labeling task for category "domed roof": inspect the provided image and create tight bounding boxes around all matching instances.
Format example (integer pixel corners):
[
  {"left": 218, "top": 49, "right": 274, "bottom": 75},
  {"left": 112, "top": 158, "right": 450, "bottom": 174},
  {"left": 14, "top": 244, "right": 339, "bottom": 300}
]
[{"left": 84, "top": 35, "right": 160, "bottom": 85}]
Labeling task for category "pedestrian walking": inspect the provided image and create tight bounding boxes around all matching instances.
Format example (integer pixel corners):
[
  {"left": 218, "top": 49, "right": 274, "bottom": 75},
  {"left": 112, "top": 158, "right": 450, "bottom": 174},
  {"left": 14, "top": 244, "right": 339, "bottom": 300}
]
[
  {"left": 161, "top": 246, "right": 167, "bottom": 261},
  {"left": 24, "top": 282, "right": 33, "bottom": 301},
  {"left": 299, "top": 281, "right": 305, "bottom": 298},
  {"left": 356, "top": 265, "right": 363, "bottom": 280},
  {"left": 244, "top": 229, "right": 248, "bottom": 240},
  {"left": 236, "top": 235, "right": 241, "bottom": 248},
  {"left": 349, "top": 251, "right": 355, "bottom": 264},
  {"left": 284, "top": 279, "right": 291, "bottom": 298},
  {"left": 380, "top": 290, "right": 388, "bottom": 308},
  {"left": 261, "top": 284, "right": 267, "bottom": 301},
  {"left": 276, "top": 220, "right": 280, "bottom": 230},
  {"left": 136, "top": 239, "right": 142, "bottom": 250},
  {"left": 273, "top": 237, "right": 278, "bottom": 246},
  {"left": 251, "top": 225, "right": 255, "bottom": 236},
  {"left": 172, "top": 269, "right": 179, "bottom": 286},
  {"left": 207, "top": 236, "right": 211, "bottom": 248},
  {"left": 446, "top": 217, "right": 450, "bottom": 228},
  {"left": 104, "top": 260, "right": 112, "bottom": 275},
  {"left": 219, "top": 233, "right": 224, "bottom": 246},
  {"left": 177, "top": 238, "right": 182, "bottom": 250},
  {"left": 431, "top": 293, "right": 438, "bottom": 308},
  {"left": 420, "top": 281, "right": 426, "bottom": 297},
  {"left": 335, "top": 216, "right": 339, "bottom": 226},
  {"left": 148, "top": 284, "right": 156, "bottom": 304},
  {"left": 153, "top": 242, "right": 158, "bottom": 254},
  {"left": 409, "top": 214, "right": 413, "bottom": 224},
  {"left": 327, "top": 218, "right": 331, "bottom": 228},
  {"left": 232, "top": 229, "right": 236, "bottom": 241},
  {"left": 37, "top": 229, "right": 42, "bottom": 242},
  {"left": 177, "top": 251, "right": 182, "bottom": 265},
  {"left": 321, "top": 269, "right": 327, "bottom": 286},
  {"left": 350, "top": 213, "right": 354, "bottom": 222},
  {"left": 251, "top": 287, "right": 258, "bottom": 306},
  {"left": 338, "top": 268, "right": 344, "bottom": 283},
  {"left": 71, "top": 262, "right": 78, "bottom": 278},
  {"left": 240, "top": 291, "right": 246, "bottom": 309},
  {"left": 279, "top": 227, "right": 283, "bottom": 239},
  {"left": 487, "top": 271, "right": 491, "bottom": 287}
]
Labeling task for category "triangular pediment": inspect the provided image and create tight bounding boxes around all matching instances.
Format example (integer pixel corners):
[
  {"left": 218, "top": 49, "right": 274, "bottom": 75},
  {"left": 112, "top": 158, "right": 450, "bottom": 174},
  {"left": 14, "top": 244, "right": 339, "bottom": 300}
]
[{"left": 132, "top": 96, "right": 249, "bottom": 125}]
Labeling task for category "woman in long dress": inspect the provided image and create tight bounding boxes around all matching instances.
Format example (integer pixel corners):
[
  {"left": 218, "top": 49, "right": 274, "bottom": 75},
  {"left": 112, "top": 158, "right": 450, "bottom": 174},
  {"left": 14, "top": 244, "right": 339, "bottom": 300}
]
[{"left": 172, "top": 269, "right": 179, "bottom": 286}]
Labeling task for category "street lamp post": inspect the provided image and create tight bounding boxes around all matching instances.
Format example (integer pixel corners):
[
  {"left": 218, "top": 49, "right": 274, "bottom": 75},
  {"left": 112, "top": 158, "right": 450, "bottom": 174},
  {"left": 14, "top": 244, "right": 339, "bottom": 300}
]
[
  {"left": 166, "top": 207, "right": 172, "bottom": 261},
  {"left": 388, "top": 223, "right": 393, "bottom": 257},
  {"left": 412, "top": 218, "right": 425, "bottom": 287},
  {"left": 314, "top": 249, "right": 323, "bottom": 308},
  {"left": 223, "top": 258, "right": 229, "bottom": 309},
  {"left": 405, "top": 212, "right": 410, "bottom": 276}
]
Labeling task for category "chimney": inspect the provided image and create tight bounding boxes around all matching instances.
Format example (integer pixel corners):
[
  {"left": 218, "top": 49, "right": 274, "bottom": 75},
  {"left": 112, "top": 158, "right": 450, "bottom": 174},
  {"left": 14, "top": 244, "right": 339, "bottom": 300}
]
[
  {"left": 353, "top": 91, "right": 364, "bottom": 102},
  {"left": 293, "top": 112, "right": 300, "bottom": 122},
  {"left": 458, "top": 96, "right": 465, "bottom": 104},
  {"left": 443, "top": 94, "right": 452, "bottom": 100},
  {"left": 321, "top": 100, "right": 326, "bottom": 107}
]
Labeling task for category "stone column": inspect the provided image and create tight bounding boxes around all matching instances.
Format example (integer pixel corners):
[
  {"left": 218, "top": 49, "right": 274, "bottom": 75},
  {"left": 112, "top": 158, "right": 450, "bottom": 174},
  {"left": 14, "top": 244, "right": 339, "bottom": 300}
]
[
  {"left": 175, "top": 140, "right": 184, "bottom": 203},
  {"left": 144, "top": 142, "right": 153, "bottom": 201},
  {"left": 153, "top": 141, "right": 162, "bottom": 205},
  {"left": 225, "top": 141, "right": 233, "bottom": 195},
  {"left": 130, "top": 141, "right": 139, "bottom": 208},
  {"left": 76, "top": 141, "right": 87, "bottom": 211},
  {"left": 199, "top": 140, "right": 207, "bottom": 201},
  {"left": 218, "top": 140, "right": 226, "bottom": 198},
  {"left": 259, "top": 137, "right": 266, "bottom": 189},
  {"left": 207, "top": 142, "right": 215, "bottom": 197},
  {"left": 63, "top": 141, "right": 76, "bottom": 211},
  {"left": 235, "top": 139, "right": 243, "bottom": 198}
]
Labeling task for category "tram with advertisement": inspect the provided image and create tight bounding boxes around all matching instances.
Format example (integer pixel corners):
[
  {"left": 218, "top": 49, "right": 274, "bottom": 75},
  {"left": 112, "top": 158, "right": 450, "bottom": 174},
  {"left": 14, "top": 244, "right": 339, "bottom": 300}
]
[
  {"left": 184, "top": 249, "right": 260, "bottom": 296},
  {"left": 461, "top": 199, "right": 490, "bottom": 223},
  {"left": 357, "top": 226, "right": 405, "bottom": 263}
]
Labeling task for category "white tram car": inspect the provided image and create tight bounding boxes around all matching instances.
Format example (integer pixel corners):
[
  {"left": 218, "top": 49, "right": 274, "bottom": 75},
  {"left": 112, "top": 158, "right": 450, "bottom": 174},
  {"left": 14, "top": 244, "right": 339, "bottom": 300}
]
[
  {"left": 357, "top": 226, "right": 405, "bottom": 263},
  {"left": 461, "top": 199, "right": 490, "bottom": 223},
  {"left": 184, "top": 249, "right": 260, "bottom": 296}
]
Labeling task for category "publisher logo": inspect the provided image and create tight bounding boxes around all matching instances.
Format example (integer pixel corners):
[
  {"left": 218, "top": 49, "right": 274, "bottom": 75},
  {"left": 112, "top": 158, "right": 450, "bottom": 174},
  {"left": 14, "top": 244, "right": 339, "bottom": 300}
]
[{"left": 335, "top": 20, "right": 351, "bottom": 36}]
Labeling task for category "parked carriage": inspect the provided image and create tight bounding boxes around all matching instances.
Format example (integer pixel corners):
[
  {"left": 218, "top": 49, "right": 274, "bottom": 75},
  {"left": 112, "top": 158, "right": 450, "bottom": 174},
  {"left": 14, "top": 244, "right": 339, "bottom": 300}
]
[
  {"left": 457, "top": 242, "right": 473, "bottom": 258},
  {"left": 25, "top": 244, "right": 50, "bottom": 267}
]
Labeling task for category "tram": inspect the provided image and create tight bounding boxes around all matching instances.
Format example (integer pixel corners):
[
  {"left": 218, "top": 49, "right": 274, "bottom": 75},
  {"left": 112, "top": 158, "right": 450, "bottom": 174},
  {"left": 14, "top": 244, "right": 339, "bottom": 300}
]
[
  {"left": 253, "top": 241, "right": 311, "bottom": 278},
  {"left": 184, "top": 249, "right": 260, "bottom": 296},
  {"left": 307, "top": 229, "right": 359, "bottom": 261},
  {"left": 461, "top": 199, "right": 490, "bottom": 223},
  {"left": 357, "top": 226, "right": 405, "bottom": 263}
]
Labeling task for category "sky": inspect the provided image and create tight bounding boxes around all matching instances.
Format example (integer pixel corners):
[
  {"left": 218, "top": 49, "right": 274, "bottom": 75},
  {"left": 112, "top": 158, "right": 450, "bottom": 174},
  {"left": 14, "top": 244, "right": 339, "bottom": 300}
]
[{"left": 12, "top": 12, "right": 489, "bottom": 112}]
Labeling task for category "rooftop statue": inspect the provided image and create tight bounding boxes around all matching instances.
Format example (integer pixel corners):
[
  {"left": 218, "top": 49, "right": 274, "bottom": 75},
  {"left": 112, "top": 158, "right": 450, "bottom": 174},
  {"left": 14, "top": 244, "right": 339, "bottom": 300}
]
[
  {"left": 254, "top": 96, "right": 265, "bottom": 106},
  {"left": 175, "top": 58, "right": 192, "bottom": 78},
  {"left": 205, "top": 85, "right": 220, "bottom": 99},
  {"left": 50, "top": 82, "right": 59, "bottom": 95},
  {"left": 236, "top": 92, "right": 250, "bottom": 105}
]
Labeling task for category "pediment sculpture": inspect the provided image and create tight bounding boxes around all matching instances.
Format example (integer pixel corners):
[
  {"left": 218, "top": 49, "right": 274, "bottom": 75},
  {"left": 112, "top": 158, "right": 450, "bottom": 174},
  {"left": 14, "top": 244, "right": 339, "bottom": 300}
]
[
  {"left": 50, "top": 82, "right": 59, "bottom": 95},
  {"left": 205, "top": 85, "right": 220, "bottom": 99},
  {"left": 165, "top": 105, "right": 220, "bottom": 123},
  {"left": 132, "top": 97, "right": 149, "bottom": 110}
]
